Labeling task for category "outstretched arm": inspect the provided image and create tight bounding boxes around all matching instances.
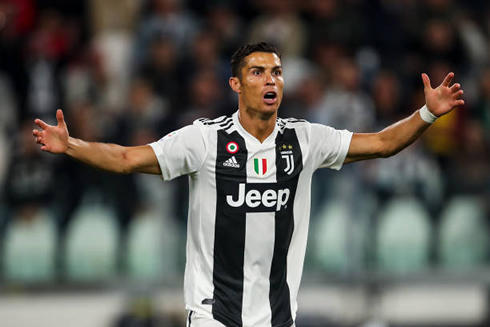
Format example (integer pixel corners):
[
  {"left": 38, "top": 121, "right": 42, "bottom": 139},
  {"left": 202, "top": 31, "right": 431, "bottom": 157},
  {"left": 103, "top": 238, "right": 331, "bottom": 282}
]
[
  {"left": 344, "top": 72, "right": 464, "bottom": 163},
  {"left": 33, "top": 109, "right": 161, "bottom": 175}
]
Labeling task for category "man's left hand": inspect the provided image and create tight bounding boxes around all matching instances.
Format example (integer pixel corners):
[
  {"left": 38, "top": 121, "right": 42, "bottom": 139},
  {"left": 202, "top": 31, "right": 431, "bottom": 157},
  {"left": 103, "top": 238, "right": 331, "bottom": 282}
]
[{"left": 422, "top": 72, "right": 465, "bottom": 117}]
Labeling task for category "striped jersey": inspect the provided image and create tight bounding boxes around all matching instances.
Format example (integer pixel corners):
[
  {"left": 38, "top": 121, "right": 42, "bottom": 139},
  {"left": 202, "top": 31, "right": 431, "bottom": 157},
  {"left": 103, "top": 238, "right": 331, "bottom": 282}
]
[{"left": 149, "top": 111, "right": 352, "bottom": 327}]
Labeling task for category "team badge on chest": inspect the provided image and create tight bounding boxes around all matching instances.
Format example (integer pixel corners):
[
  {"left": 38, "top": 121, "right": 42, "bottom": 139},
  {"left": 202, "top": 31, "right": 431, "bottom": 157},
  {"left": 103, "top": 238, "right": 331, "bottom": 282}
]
[
  {"left": 279, "top": 144, "right": 294, "bottom": 175},
  {"left": 253, "top": 158, "right": 267, "bottom": 177}
]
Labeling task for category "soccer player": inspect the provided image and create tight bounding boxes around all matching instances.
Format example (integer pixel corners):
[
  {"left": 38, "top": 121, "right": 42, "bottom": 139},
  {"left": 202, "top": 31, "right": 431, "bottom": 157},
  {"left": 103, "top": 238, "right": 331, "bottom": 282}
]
[{"left": 33, "top": 42, "right": 464, "bottom": 327}]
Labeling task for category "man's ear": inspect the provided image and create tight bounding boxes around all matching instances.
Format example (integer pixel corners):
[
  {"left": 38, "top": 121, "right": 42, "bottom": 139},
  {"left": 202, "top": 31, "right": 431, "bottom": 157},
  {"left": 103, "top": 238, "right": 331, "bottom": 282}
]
[{"left": 229, "top": 77, "right": 241, "bottom": 94}]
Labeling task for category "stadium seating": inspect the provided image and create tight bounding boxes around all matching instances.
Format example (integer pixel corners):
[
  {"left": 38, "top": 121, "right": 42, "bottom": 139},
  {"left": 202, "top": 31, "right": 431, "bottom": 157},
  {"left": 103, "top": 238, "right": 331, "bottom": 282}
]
[
  {"left": 375, "top": 197, "right": 431, "bottom": 274},
  {"left": 65, "top": 200, "right": 118, "bottom": 282},
  {"left": 3, "top": 207, "right": 56, "bottom": 283},
  {"left": 438, "top": 196, "right": 488, "bottom": 269},
  {"left": 311, "top": 194, "right": 374, "bottom": 275},
  {"left": 312, "top": 200, "right": 353, "bottom": 273},
  {"left": 126, "top": 207, "right": 179, "bottom": 281}
]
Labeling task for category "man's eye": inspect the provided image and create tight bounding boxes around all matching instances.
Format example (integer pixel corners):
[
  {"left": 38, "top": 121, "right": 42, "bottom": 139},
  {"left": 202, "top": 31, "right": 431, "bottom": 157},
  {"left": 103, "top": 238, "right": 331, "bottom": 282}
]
[
  {"left": 253, "top": 71, "right": 261, "bottom": 75},
  {"left": 274, "top": 70, "right": 282, "bottom": 76}
]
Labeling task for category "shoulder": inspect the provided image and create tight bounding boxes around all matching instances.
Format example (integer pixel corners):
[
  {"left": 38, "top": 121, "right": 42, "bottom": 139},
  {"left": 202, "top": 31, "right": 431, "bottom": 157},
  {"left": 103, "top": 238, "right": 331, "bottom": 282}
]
[
  {"left": 193, "top": 115, "right": 234, "bottom": 131},
  {"left": 276, "top": 117, "right": 310, "bottom": 133}
]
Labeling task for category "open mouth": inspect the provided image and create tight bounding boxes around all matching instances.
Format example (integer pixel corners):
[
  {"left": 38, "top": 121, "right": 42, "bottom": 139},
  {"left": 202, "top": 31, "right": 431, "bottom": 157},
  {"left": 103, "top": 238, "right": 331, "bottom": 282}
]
[{"left": 263, "top": 91, "right": 277, "bottom": 105}]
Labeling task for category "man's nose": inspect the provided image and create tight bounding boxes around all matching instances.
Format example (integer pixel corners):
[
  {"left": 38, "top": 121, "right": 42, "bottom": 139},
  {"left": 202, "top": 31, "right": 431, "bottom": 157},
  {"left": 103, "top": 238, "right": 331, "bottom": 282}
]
[{"left": 265, "top": 73, "right": 275, "bottom": 85}]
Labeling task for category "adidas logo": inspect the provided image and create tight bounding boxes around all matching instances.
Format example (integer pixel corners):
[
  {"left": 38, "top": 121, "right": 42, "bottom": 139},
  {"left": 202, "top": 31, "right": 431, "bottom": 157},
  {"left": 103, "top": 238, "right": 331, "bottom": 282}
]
[{"left": 223, "top": 156, "right": 240, "bottom": 168}]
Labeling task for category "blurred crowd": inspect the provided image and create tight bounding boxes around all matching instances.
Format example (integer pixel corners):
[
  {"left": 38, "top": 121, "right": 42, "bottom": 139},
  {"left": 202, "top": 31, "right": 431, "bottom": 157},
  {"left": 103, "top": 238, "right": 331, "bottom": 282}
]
[{"left": 0, "top": 0, "right": 489, "bottom": 284}]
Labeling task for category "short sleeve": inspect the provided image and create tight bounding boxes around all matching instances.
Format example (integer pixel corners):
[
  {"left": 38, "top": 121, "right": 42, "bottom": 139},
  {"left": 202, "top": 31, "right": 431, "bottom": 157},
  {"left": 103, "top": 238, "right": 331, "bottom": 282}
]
[
  {"left": 310, "top": 123, "right": 353, "bottom": 170},
  {"left": 149, "top": 125, "right": 206, "bottom": 180}
]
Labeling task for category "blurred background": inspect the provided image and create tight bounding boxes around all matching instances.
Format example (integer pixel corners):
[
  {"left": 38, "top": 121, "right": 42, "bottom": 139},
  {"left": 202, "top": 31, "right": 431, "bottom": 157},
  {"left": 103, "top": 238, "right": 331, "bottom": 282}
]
[{"left": 0, "top": 0, "right": 489, "bottom": 326}]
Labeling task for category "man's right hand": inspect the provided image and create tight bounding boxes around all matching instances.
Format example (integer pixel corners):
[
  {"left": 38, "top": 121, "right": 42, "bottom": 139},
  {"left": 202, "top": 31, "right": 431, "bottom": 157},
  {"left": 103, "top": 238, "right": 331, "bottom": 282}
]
[{"left": 33, "top": 109, "right": 69, "bottom": 154}]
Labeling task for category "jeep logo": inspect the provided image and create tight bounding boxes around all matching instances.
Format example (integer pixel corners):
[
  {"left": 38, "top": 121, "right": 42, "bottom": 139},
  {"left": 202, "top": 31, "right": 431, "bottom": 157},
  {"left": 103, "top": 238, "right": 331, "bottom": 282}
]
[{"left": 226, "top": 183, "right": 290, "bottom": 212}]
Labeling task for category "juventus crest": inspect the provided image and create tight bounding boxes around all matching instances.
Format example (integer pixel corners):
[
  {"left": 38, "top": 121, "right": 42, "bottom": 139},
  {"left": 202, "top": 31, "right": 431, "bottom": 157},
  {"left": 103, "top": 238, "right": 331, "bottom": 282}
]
[{"left": 279, "top": 144, "right": 294, "bottom": 175}]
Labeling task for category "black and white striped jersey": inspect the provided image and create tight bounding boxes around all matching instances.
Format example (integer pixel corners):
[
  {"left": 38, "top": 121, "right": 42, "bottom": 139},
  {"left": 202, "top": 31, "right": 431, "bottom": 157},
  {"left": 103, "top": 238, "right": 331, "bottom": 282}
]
[{"left": 150, "top": 111, "right": 352, "bottom": 327}]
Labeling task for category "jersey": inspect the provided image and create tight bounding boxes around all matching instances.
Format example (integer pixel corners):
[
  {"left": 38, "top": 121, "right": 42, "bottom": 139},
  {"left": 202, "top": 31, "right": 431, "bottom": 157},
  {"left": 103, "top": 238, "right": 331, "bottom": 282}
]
[{"left": 149, "top": 111, "right": 352, "bottom": 327}]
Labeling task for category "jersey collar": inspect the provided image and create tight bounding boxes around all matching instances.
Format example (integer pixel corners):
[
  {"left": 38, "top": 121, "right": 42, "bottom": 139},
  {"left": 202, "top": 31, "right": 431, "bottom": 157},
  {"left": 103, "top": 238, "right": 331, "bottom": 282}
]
[{"left": 233, "top": 110, "right": 279, "bottom": 146}]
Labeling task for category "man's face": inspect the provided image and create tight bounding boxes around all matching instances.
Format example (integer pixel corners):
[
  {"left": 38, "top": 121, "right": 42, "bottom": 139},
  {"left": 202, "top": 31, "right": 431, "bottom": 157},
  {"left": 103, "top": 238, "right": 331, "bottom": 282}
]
[{"left": 233, "top": 52, "right": 284, "bottom": 118}]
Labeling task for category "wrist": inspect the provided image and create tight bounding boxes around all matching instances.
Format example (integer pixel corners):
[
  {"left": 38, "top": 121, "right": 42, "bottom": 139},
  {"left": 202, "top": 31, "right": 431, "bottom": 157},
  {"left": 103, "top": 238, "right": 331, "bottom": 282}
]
[
  {"left": 65, "top": 137, "right": 77, "bottom": 155},
  {"left": 419, "top": 105, "right": 438, "bottom": 124}
]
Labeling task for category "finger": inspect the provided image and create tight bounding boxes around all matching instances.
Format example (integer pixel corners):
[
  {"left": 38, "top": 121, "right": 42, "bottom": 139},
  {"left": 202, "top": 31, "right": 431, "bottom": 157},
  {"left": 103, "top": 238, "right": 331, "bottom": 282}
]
[
  {"left": 453, "top": 89, "right": 464, "bottom": 98},
  {"left": 36, "top": 137, "right": 43, "bottom": 144},
  {"left": 442, "top": 72, "right": 454, "bottom": 87},
  {"left": 455, "top": 99, "right": 465, "bottom": 106},
  {"left": 34, "top": 119, "right": 49, "bottom": 130},
  {"left": 40, "top": 146, "right": 47, "bottom": 151},
  {"left": 56, "top": 109, "right": 65, "bottom": 126},
  {"left": 33, "top": 129, "right": 42, "bottom": 137},
  {"left": 450, "top": 83, "right": 460, "bottom": 92},
  {"left": 421, "top": 73, "right": 432, "bottom": 90}
]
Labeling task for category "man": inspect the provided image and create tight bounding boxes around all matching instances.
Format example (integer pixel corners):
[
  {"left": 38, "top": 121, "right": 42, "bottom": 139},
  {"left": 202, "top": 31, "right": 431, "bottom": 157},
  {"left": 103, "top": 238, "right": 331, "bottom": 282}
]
[{"left": 33, "top": 42, "right": 464, "bottom": 327}]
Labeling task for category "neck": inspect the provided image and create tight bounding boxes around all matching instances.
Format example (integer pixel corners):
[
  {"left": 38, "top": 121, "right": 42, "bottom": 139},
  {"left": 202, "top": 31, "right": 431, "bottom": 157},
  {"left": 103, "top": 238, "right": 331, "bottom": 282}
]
[{"left": 238, "top": 107, "right": 277, "bottom": 143}]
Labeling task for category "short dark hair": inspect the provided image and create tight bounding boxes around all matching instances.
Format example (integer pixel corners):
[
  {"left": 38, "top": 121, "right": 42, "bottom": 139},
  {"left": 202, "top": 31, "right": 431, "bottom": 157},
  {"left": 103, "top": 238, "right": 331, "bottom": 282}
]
[{"left": 230, "top": 42, "right": 281, "bottom": 78}]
